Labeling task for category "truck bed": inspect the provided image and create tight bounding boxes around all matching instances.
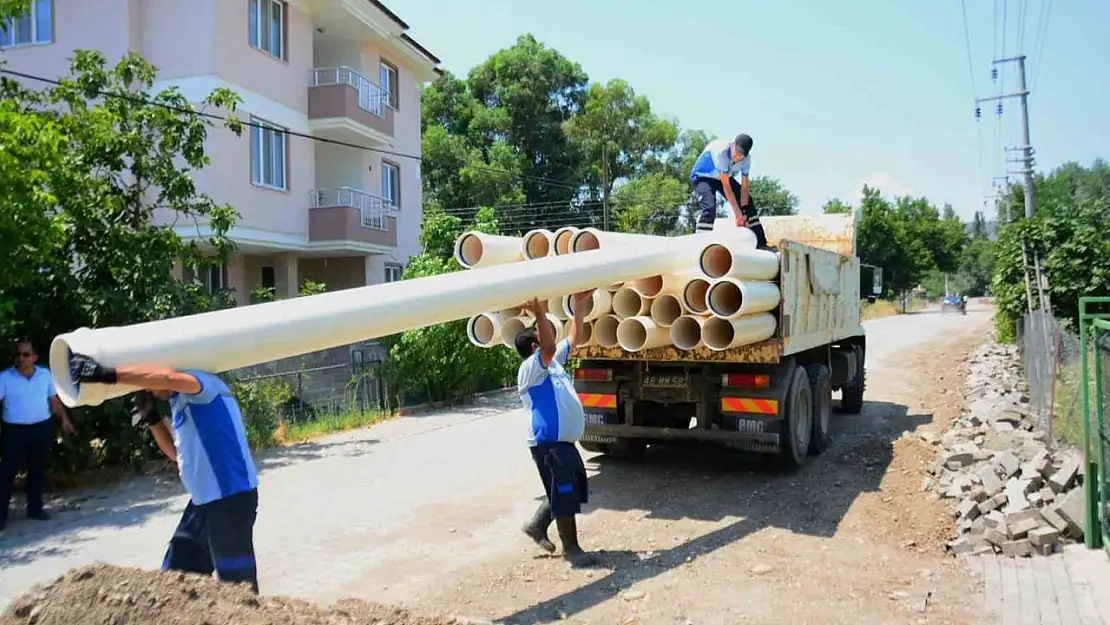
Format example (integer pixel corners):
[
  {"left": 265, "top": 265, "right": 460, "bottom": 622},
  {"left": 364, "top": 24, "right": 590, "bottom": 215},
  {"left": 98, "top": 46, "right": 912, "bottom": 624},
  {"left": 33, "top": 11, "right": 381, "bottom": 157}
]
[{"left": 572, "top": 224, "right": 863, "bottom": 364}]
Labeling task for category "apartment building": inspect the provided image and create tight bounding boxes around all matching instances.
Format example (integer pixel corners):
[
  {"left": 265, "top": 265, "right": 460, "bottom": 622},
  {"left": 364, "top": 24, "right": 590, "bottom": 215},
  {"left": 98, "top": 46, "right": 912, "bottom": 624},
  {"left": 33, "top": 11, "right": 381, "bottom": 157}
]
[{"left": 1, "top": 0, "right": 442, "bottom": 305}]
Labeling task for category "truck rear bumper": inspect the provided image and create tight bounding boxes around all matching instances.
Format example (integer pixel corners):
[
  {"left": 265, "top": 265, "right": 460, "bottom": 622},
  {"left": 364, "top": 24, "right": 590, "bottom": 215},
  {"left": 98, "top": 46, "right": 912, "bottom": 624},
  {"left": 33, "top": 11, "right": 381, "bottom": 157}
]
[{"left": 583, "top": 424, "right": 780, "bottom": 449}]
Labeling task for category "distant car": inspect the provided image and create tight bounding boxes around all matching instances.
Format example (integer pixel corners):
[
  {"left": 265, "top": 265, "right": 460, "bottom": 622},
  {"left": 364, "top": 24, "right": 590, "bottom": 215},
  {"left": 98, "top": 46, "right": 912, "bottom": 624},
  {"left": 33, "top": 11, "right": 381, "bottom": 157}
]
[{"left": 941, "top": 295, "right": 966, "bottom": 314}]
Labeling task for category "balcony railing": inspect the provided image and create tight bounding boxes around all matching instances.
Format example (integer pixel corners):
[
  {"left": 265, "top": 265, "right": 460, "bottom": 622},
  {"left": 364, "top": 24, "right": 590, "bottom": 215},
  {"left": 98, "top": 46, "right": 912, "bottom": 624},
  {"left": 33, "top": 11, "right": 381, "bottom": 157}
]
[
  {"left": 311, "top": 66, "right": 387, "bottom": 118},
  {"left": 311, "top": 187, "right": 390, "bottom": 231}
]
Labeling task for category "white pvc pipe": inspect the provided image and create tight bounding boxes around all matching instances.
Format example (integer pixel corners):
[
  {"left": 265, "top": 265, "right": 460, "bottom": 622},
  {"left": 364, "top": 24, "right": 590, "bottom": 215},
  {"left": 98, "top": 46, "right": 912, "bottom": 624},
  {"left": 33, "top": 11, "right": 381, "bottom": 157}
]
[
  {"left": 553, "top": 226, "right": 579, "bottom": 255},
  {"left": 499, "top": 315, "right": 535, "bottom": 346},
  {"left": 522, "top": 229, "right": 555, "bottom": 260},
  {"left": 569, "top": 228, "right": 659, "bottom": 253},
  {"left": 561, "top": 288, "right": 613, "bottom": 322},
  {"left": 701, "top": 313, "right": 778, "bottom": 351},
  {"left": 698, "top": 244, "right": 779, "bottom": 281},
  {"left": 706, "top": 279, "right": 782, "bottom": 320},
  {"left": 546, "top": 297, "right": 568, "bottom": 321},
  {"left": 466, "top": 313, "right": 503, "bottom": 348},
  {"left": 657, "top": 269, "right": 701, "bottom": 297},
  {"left": 453, "top": 232, "right": 523, "bottom": 268},
  {"left": 649, "top": 294, "right": 683, "bottom": 328},
  {"left": 682, "top": 277, "right": 711, "bottom": 314},
  {"left": 593, "top": 314, "right": 620, "bottom": 348},
  {"left": 616, "top": 316, "right": 671, "bottom": 352},
  {"left": 52, "top": 233, "right": 711, "bottom": 407},
  {"left": 629, "top": 275, "right": 664, "bottom": 298},
  {"left": 611, "top": 286, "right": 650, "bottom": 320},
  {"left": 669, "top": 314, "right": 708, "bottom": 350},
  {"left": 561, "top": 318, "right": 595, "bottom": 347}
]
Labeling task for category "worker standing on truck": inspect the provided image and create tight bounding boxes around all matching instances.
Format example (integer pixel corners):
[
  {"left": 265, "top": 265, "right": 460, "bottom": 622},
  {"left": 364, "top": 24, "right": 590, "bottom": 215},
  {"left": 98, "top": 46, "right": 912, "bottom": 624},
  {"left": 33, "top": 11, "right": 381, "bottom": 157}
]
[
  {"left": 68, "top": 354, "right": 261, "bottom": 593},
  {"left": 515, "top": 291, "right": 598, "bottom": 568},
  {"left": 688, "top": 133, "right": 769, "bottom": 249}
]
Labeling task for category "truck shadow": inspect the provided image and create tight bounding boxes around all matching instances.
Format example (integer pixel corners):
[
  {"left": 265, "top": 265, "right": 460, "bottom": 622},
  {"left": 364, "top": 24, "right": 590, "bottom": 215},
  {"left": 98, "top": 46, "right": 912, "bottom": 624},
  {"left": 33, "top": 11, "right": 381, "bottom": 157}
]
[{"left": 500, "top": 398, "right": 932, "bottom": 624}]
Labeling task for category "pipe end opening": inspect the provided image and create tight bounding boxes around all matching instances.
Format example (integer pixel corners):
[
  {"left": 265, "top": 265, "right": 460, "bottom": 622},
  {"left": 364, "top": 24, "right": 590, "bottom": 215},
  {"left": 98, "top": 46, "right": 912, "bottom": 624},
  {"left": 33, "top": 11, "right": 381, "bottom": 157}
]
[
  {"left": 524, "top": 232, "right": 551, "bottom": 259},
  {"left": 684, "top": 280, "right": 710, "bottom": 313},
  {"left": 707, "top": 281, "right": 742, "bottom": 317},
  {"left": 616, "top": 318, "right": 648, "bottom": 352},
  {"left": 457, "top": 234, "right": 483, "bottom": 268},
  {"left": 699, "top": 244, "right": 731, "bottom": 279}
]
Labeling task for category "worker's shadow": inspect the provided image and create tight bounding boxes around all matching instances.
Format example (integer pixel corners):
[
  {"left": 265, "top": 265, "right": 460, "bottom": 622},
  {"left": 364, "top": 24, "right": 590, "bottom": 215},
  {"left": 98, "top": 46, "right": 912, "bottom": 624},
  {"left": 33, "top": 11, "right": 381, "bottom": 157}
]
[{"left": 502, "top": 397, "right": 931, "bottom": 624}]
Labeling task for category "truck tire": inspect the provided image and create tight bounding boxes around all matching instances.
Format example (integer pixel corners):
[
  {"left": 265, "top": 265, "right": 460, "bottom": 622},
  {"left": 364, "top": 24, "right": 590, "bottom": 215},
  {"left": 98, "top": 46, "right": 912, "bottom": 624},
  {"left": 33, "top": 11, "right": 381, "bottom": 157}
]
[
  {"left": 806, "top": 363, "right": 832, "bottom": 455},
  {"left": 579, "top": 442, "right": 609, "bottom": 454},
  {"left": 839, "top": 345, "right": 865, "bottom": 414},
  {"left": 779, "top": 365, "right": 813, "bottom": 469}
]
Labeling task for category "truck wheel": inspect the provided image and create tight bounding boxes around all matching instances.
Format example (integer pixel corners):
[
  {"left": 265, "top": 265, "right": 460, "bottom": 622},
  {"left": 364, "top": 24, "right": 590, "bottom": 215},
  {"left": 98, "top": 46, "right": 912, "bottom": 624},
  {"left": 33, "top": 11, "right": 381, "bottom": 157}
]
[
  {"left": 806, "top": 364, "right": 832, "bottom": 455},
  {"left": 579, "top": 442, "right": 609, "bottom": 454},
  {"left": 839, "top": 346, "right": 865, "bottom": 414},
  {"left": 779, "top": 365, "right": 813, "bottom": 469}
]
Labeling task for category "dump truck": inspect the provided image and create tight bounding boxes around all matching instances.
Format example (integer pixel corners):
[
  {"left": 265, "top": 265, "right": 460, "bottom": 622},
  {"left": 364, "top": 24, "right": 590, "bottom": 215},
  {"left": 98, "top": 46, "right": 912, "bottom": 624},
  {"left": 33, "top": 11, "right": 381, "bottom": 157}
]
[{"left": 571, "top": 213, "right": 865, "bottom": 468}]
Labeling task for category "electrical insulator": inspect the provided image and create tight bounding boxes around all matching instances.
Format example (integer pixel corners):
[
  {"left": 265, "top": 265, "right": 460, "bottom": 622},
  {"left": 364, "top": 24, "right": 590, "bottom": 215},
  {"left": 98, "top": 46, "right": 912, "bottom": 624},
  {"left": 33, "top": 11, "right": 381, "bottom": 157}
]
[
  {"left": 991, "top": 68, "right": 998, "bottom": 81},
  {"left": 996, "top": 103, "right": 1003, "bottom": 116},
  {"left": 974, "top": 106, "right": 981, "bottom": 119}
]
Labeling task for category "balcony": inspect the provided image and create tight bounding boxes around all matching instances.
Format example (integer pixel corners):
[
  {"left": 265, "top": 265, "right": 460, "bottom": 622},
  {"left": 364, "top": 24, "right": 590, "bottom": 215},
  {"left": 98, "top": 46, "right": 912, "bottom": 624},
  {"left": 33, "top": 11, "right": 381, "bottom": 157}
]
[
  {"left": 308, "top": 67, "right": 394, "bottom": 144},
  {"left": 309, "top": 187, "right": 397, "bottom": 249}
]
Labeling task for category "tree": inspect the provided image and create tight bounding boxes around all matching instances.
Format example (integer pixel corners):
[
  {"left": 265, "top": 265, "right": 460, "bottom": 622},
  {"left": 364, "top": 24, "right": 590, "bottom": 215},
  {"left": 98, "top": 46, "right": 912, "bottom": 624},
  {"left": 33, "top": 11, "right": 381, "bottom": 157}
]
[
  {"left": 610, "top": 173, "right": 689, "bottom": 235},
  {"left": 0, "top": 48, "right": 243, "bottom": 472},
  {"left": 822, "top": 198, "right": 853, "bottom": 214},
  {"left": 381, "top": 207, "right": 518, "bottom": 405},
  {"left": 564, "top": 78, "right": 678, "bottom": 201},
  {"left": 467, "top": 34, "right": 589, "bottom": 209},
  {"left": 748, "top": 176, "right": 799, "bottom": 216},
  {"left": 970, "top": 210, "right": 989, "bottom": 239}
]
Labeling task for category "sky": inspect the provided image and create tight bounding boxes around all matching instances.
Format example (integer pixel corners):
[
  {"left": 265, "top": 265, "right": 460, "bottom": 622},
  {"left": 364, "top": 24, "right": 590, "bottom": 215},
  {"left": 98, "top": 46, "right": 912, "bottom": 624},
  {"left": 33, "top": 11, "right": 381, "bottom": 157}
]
[{"left": 388, "top": 0, "right": 1109, "bottom": 221}]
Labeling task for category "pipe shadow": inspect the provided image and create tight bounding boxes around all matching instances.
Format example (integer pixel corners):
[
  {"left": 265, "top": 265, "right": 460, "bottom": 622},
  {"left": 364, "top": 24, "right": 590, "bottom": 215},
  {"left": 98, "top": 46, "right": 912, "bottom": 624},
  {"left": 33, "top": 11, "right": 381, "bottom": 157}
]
[
  {"left": 501, "top": 398, "right": 933, "bottom": 624},
  {"left": 255, "top": 437, "right": 381, "bottom": 471}
]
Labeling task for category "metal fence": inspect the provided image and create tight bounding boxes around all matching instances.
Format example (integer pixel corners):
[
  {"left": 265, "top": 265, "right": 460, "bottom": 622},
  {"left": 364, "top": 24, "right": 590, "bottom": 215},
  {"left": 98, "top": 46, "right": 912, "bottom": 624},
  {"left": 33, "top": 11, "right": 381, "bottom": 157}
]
[
  {"left": 1019, "top": 309, "right": 1082, "bottom": 438},
  {"left": 1078, "top": 297, "right": 1110, "bottom": 553}
]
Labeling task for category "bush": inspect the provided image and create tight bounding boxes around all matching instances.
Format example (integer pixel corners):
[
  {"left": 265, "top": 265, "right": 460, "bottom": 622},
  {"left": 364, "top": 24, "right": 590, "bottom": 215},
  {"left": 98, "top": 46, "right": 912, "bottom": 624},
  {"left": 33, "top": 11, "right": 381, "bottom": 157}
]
[{"left": 228, "top": 377, "right": 293, "bottom": 450}]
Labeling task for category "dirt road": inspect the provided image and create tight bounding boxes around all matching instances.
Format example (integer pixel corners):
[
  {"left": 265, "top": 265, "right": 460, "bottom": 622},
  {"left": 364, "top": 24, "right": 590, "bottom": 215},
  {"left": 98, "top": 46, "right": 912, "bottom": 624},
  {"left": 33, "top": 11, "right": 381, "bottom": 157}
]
[{"left": 0, "top": 307, "right": 995, "bottom": 624}]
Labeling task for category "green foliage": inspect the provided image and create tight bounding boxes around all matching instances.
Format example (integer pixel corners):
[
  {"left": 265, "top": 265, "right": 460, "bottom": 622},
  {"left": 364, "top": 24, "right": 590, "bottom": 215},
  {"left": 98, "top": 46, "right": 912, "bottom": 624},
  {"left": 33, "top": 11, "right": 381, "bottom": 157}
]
[
  {"left": 380, "top": 207, "right": 518, "bottom": 406},
  {"left": 611, "top": 173, "right": 690, "bottom": 235},
  {"left": 0, "top": 47, "right": 243, "bottom": 474},
  {"left": 748, "top": 176, "right": 799, "bottom": 216},
  {"left": 992, "top": 160, "right": 1110, "bottom": 331},
  {"left": 299, "top": 280, "right": 327, "bottom": 297},
  {"left": 228, "top": 377, "right": 293, "bottom": 450},
  {"left": 822, "top": 198, "right": 853, "bottom": 214}
]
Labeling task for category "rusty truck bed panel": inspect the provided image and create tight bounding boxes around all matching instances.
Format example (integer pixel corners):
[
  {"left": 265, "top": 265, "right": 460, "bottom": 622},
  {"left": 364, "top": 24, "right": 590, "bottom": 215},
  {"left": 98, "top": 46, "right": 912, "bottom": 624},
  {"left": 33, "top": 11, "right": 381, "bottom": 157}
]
[{"left": 572, "top": 339, "right": 781, "bottom": 364}]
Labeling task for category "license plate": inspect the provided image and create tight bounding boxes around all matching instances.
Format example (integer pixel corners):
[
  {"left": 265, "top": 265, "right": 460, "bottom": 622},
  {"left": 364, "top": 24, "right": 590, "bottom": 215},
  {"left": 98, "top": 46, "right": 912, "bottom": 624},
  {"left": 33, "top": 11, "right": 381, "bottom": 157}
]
[{"left": 643, "top": 374, "right": 687, "bottom": 389}]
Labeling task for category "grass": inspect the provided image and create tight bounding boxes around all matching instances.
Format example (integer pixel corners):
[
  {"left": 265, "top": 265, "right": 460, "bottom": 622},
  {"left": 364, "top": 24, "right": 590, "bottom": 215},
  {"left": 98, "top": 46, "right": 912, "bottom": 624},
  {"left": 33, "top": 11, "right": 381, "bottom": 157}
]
[
  {"left": 272, "top": 407, "right": 389, "bottom": 446},
  {"left": 860, "top": 299, "right": 902, "bottom": 321}
]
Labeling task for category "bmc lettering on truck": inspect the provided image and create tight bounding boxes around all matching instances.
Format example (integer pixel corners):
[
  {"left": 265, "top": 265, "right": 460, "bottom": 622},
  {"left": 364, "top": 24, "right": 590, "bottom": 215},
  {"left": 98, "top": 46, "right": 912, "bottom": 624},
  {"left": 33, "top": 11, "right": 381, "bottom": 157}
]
[{"left": 734, "top": 418, "right": 767, "bottom": 435}]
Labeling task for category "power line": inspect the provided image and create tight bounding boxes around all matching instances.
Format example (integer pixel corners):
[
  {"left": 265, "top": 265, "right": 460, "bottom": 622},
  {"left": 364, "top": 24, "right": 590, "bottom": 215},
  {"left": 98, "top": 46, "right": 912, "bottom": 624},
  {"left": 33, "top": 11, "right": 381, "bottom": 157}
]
[
  {"left": 0, "top": 66, "right": 585, "bottom": 194},
  {"left": 1030, "top": 0, "right": 1054, "bottom": 90},
  {"left": 962, "top": 0, "right": 989, "bottom": 200}
]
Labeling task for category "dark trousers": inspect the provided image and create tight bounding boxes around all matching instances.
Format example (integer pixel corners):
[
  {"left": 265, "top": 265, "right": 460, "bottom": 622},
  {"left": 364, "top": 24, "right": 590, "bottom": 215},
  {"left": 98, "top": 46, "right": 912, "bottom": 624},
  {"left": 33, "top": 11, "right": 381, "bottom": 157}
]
[
  {"left": 162, "top": 488, "right": 260, "bottom": 593},
  {"left": 0, "top": 419, "right": 53, "bottom": 526},
  {"left": 692, "top": 177, "right": 768, "bottom": 247},
  {"left": 530, "top": 442, "right": 589, "bottom": 517}
]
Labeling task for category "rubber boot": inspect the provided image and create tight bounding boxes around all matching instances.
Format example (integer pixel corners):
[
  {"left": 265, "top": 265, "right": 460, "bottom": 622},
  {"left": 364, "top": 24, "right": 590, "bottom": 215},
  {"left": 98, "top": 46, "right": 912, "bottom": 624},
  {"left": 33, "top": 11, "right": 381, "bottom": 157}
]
[
  {"left": 555, "top": 515, "right": 597, "bottom": 568},
  {"left": 521, "top": 500, "right": 556, "bottom": 553}
]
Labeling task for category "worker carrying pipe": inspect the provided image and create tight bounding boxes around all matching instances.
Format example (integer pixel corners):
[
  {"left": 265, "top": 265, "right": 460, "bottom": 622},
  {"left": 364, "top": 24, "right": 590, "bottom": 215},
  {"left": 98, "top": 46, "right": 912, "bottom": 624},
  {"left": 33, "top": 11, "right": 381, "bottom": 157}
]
[
  {"left": 515, "top": 290, "right": 598, "bottom": 568},
  {"left": 68, "top": 354, "right": 261, "bottom": 593},
  {"left": 688, "top": 133, "right": 769, "bottom": 249}
]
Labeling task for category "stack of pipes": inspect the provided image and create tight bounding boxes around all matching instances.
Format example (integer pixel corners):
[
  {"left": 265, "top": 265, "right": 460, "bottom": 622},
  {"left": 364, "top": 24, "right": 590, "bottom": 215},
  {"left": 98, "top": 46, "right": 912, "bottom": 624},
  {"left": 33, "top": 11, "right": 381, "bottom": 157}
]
[{"left": 455, "top": 223, "right": 783, "bottom": 354}]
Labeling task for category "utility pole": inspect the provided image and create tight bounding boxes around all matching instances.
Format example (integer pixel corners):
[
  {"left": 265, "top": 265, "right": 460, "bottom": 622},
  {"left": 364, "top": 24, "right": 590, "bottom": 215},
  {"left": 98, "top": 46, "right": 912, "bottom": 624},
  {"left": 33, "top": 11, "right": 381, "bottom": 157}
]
[{"left": 601, "top": 144, "right": 610, "bottom": 231}]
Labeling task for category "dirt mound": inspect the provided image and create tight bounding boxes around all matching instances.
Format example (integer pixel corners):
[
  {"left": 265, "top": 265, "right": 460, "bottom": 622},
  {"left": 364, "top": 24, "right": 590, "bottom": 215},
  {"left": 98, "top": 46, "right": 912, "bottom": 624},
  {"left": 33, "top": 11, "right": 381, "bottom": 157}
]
[{"left": 1, "top": 564, "right": 491, "bottom": 625}]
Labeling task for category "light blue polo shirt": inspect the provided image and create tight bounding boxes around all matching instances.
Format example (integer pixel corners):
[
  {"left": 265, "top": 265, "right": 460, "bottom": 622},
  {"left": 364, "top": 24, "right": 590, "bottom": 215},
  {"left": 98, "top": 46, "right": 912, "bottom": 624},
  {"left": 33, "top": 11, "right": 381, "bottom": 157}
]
[
  {"left": 518, "top": 339, "right": 585, "bottom": 446},
  {"left": 0, "top": 366, "right": 56, "bottom": 425},
  {"left": 169, "top": 370, "right": 259, "bottom": 506},
  {"left": 689, "top": 138, "right": 752, "bottom": 183}
]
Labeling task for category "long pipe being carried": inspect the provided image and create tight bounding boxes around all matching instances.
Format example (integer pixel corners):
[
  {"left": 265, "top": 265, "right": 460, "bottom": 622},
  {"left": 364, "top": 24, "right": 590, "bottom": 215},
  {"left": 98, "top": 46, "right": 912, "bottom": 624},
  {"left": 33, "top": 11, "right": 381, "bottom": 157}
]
[
  {"left": 705, "top": 279, "right": 781, "bottom": 319},
  {"left": 52, "top": 231, "right": 750, "bottom": 407}
]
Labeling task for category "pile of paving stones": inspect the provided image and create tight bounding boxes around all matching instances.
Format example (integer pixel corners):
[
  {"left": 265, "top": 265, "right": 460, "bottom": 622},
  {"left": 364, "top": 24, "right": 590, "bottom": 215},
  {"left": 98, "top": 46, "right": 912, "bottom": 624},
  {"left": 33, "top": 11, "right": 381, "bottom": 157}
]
[{"left": 920, "top": 340, "right": 1087, "bottom": 557}]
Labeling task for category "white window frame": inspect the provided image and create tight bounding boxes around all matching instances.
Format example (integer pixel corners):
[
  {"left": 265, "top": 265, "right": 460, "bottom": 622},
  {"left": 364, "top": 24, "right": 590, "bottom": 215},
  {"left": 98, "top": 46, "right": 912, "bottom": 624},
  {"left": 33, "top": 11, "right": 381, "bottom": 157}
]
[
  {"left": 250, "top": 117, "right": 288, "bottom": 191},
  {"left": 384, "top": 263, "right": 403, "bottom": 283},
  {"left": 381, "top": 161, "right": 399, "bottom": 208},
  {"left": 379, "top": 61, "right": 398, "bottom": 109},
  {"left": 0, "top": 0, "right": 52, "bottom": 48},
  {"left": 248, "top": 0, "right": 285, "bottom": 60}
]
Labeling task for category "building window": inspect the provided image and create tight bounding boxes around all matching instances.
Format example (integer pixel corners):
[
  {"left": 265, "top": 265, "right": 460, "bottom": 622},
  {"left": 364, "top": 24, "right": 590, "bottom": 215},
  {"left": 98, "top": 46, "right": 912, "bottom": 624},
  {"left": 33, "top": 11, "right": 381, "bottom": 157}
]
[
  {"left": 381, "top": 161, "right": 399, "bottom": 208},
  {"left": 184, "top": 262, "right": 229, "bottom": 295},
  {"left": 250, "top": 117, "right": 287, "bottom": 190},
  {"left": 248, "top": 0, "right": 285, "bottom": 60},
  {"left": 0, "top": 0, "right": 52, "bottom": 48},
  {"left": 385, "top": 263, "right": 403, "bottom": 283},
  {"left": 379, "top": 61, "right": 398, "bottom": 109},
  {"left": 261, "top": 265, "right": 276, "bottom": 289}
]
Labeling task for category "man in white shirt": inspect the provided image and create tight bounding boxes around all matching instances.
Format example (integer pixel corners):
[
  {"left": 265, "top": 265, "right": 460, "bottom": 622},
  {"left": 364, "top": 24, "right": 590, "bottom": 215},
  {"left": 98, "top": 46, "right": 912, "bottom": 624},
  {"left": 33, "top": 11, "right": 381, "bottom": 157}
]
[
  {"left": 69, "top": 354, "right": 260, "bottom": 593},
  {"left": 515, "top": 291, "right": 597, "bottom": 568},
  {"left": 688, "top": 133, "right": 769, "bottom": 248},
  {"left": 0, "top": 340, "right": 75, "bottom": 534}
]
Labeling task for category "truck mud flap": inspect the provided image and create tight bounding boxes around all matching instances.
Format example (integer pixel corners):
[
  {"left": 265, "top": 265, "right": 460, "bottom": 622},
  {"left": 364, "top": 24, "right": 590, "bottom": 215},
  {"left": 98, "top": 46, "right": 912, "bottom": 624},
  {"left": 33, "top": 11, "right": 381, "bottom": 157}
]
[{"left": 582, "top": 410, "right": 620, "bottom": 444}]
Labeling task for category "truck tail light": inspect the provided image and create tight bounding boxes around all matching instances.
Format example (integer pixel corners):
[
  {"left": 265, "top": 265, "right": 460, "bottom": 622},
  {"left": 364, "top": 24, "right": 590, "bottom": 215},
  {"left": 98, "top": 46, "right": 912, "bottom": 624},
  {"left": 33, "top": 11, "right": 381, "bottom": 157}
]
[
  {"left": 575, "top": 367, "right": 613, "bottom": 382},
  {"left": 721, "top": 373, "right": 770, "bottom": 388}
]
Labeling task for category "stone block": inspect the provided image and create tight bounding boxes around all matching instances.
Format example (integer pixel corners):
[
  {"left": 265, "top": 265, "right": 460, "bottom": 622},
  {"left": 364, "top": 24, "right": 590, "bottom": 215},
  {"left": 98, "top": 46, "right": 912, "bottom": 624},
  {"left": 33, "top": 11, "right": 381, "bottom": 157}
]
[
  {"left": 993, "top": 451, "right": 1020, "bottom": 478},
  {"left": 983, "top": 527, "right": 1007, "bottom": 546},
  {"left": 1054, "top": 489, "right": 1085, "bottom": 537},
  {"left": 1027, "top": 526, "right": 1060, "bottom": 548},
  {"left": 1038, "top": 506, "right": 1070, "bottom": 534},
  {"left": 948, "top": 537, "right": 973, "bottom": 554},
  {"left": 955, "top": 498, "right": 980, "bottom": 522},
  {"left": 1048, "top": 459, "right": 1079, "bottom": 493},
  {"left": 977, "top": 497, "right": 1001, "bottom": 514},
  {"left": 976, "top": 466, "right": 1004, "bottom": 496},
  {"left": 1038, "top": 486, "right": 1056, "bottom": 504},
  {"left": 1007, "top": 516, "right": 1041, "bottom": 539},
  {"left": 982, "top": 510, "right": 1006, "bottom": 529},
  {"left": 1000, "top": 540, "right": 1033, "bottom": 557}
]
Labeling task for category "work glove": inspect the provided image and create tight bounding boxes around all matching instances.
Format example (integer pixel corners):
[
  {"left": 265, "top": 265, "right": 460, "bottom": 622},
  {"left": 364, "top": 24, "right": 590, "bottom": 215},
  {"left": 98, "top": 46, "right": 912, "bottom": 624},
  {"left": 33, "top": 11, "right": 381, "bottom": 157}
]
[
  {"left": 130, "top": 390, "right": 163, "bottom": 428},
  {"left": 70, "top": 353, "right": 118, "bottom": 384}
]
